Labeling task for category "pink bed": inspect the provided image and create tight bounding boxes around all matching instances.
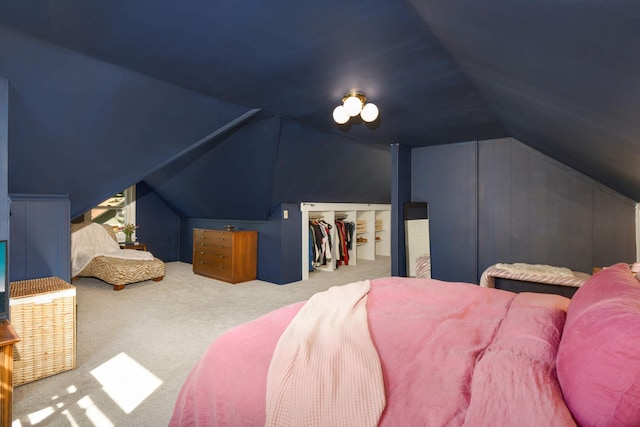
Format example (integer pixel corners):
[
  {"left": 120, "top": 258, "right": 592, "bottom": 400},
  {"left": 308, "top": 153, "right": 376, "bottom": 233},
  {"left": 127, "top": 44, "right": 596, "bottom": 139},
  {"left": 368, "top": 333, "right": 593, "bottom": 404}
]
[{"left": 170, "top": 263, "right": 640, "bottom": 426}]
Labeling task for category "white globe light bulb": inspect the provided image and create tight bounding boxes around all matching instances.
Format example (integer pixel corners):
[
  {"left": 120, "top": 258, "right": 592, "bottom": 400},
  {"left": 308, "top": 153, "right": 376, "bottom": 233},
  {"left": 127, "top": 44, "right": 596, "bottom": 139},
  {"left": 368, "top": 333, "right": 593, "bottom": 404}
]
[
  {"left": 360, "top": 103, "right": 379, "bottom": 123},
  {"left": 343, "top": 95, "right": 363, "bottom": 117},
  {"left": 333, "top": 105, "right": 349, "bottom": 124}
]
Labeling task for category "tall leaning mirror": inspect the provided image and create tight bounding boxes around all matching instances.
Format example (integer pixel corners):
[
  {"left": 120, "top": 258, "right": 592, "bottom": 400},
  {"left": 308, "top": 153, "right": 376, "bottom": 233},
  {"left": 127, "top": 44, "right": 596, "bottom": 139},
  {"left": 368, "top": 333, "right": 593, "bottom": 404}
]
[{"left": 404, "top": 202, "right": 431, "bottom": 278}]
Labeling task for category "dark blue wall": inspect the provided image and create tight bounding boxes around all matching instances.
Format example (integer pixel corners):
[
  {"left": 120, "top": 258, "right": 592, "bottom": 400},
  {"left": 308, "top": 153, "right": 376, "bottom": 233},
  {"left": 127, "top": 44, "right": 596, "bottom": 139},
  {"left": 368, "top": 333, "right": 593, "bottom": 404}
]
[
  {"left": 405, "top": 138, "right": 635, "bottom": 284},
  {"left": 477, "top": 138, "right": 635, "bottom": 275},
  {"left": 278, "top": 204, "right": 303, "bottom": 283},
  {"left": 9, "top": 194, "right": 70, "bottom": 282},
  {"left": 145, "top": 116, "right": 392, "bottom": 222},
  {"left": 412, "top": 141, "right": 478, "bottom": 283},
  {"left": 144, "top": 115, "right": 280, "bottom": 221},
  {"left": 180, "top": 203, "right": 301, "bottom": 284},
  {"left": 270, "top": 120, "right": 391, "bottom": 207},
  {"left": 136, "top": 181, "right": 181, "bottom": 262}
]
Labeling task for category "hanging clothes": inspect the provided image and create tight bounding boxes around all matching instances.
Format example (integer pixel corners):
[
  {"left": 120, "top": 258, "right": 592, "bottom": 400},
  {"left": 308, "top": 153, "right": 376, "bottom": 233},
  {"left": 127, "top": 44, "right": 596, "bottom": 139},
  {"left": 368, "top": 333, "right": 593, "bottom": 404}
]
[
  {"left": 334, "top": 220, "right": 350, "bottom": 266},
  {"left": 344, "top": 221, "right": 355, "bottom": 250},
  {"left": 309, "top": 220, "right": 333, "bottom": 268},
  {"left": 309, "top": 227, "right": 316, "bottom": 272}
]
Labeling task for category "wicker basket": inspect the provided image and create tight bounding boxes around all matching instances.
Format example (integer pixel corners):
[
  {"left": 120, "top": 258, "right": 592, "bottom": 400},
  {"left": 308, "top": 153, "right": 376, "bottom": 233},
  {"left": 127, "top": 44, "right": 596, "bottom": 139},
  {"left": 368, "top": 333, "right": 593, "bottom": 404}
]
[{"left": 10, "top": 277, "right": 76, "bottom": 386}]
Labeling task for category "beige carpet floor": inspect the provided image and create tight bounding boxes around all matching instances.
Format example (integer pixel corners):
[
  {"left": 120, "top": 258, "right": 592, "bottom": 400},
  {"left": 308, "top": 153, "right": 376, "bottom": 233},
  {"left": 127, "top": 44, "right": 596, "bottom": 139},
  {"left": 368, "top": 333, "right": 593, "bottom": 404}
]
[{"left": 11, "top": 257, "right": 391, "bottom": 426}]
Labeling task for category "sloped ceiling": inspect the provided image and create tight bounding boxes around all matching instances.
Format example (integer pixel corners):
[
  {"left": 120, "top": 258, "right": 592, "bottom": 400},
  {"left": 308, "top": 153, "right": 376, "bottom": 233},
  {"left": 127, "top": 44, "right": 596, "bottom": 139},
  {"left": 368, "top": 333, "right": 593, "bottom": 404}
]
[
  {"left": 1, "top": 0, "right": 640, "bottom": 201},
  {"left": 408, "top": 0, "right": 640, "bottom": 201}
]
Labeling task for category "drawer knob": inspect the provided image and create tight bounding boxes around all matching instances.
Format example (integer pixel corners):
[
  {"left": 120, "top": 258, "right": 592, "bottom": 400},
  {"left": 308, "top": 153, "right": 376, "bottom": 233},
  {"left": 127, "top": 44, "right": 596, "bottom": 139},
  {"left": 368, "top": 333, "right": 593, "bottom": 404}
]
[
  {"left": 199, "top": 261, "right": 204, "bottom": 264},
  {"left": 218, "top": 264, "right": 224, "bottom": 269}
]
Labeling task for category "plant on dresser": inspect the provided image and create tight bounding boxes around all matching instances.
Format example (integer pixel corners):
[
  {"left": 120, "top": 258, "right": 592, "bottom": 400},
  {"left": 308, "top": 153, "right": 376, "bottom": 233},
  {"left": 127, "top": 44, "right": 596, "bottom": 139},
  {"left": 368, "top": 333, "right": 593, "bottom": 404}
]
[{"left": 192, "top": 228, "right": 258, "bottom": 284}]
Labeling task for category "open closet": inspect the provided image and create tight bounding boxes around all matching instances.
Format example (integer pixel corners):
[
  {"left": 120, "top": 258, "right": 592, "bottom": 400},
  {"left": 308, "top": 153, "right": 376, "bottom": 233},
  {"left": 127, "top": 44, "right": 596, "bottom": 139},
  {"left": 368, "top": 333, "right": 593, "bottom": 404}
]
[{"left": 301, "top": 202, "right": 391, "bottom": 280}]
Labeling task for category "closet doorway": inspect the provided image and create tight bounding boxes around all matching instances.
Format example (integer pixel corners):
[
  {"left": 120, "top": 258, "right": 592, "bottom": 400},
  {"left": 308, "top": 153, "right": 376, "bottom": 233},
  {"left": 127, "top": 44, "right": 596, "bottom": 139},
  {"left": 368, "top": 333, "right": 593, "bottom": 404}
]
[{"left": 301, "top": 202, "right": 391, "bottom": 280}]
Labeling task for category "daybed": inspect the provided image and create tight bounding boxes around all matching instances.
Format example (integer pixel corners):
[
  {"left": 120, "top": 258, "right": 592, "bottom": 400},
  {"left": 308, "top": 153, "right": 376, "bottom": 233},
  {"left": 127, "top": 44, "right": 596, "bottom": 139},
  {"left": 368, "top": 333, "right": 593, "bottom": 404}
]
[
  {"left": 170, "top": 263, "right": 640, "bottom": 426},
  {"left": 480, "top": 262, "right": 591, "bottom": 298},
  {"left": 71, "top": 222, "right": 165, "bottom": 290}
]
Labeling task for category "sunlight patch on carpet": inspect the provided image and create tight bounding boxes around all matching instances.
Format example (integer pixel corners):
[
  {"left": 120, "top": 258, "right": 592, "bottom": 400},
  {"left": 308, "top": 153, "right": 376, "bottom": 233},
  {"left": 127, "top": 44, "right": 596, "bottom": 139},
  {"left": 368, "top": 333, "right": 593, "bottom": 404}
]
[
  {"left": 91, "top": 352, "right": 163, "bottom": 414},
  {"left": 25, "top": 406, "right": 54, "bottom": 424},
  {"left": 77, "top": 395, "right": 113, "bottom": 426}
]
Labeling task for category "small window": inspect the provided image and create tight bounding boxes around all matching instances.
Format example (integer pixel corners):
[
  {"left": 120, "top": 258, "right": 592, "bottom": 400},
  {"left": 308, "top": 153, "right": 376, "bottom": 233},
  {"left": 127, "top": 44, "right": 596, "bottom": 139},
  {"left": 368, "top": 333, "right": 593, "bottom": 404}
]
[{"left": 90, "top": 186, "right": 136, "bottom": 239}]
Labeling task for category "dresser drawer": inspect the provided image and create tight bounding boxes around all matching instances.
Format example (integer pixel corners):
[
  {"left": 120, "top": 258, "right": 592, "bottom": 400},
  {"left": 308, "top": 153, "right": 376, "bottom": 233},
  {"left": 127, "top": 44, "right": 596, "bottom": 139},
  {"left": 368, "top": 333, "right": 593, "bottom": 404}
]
[
  {"left": 193, "top": 251, "right": 231, "bottom": 264},
  {"left": 195, "top": 262, "right": 233, "bottom": 281},
  {"left": 193, "top": 256, "right": 232, "bottom": 271},
  {"left": 194, "top": 232, "right": 233, "bottom": 247},
  {"left": 194, "top": 241, "right": 232, "bottom": 255}
]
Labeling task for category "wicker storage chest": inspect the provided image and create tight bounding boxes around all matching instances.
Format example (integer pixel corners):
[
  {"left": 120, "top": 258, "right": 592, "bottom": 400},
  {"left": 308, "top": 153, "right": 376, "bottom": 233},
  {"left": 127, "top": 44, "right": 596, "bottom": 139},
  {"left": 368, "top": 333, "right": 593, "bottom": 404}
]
[{"left": 10, "top": 277, "right": 76, "bottom": 386}]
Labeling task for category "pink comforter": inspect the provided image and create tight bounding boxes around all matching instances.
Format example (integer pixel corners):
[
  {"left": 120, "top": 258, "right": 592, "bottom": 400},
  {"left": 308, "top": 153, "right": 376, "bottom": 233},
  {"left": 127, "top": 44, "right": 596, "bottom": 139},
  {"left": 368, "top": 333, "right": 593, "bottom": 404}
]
[{"left": 170, "top": 277, "right": 576, "bottom": 426}]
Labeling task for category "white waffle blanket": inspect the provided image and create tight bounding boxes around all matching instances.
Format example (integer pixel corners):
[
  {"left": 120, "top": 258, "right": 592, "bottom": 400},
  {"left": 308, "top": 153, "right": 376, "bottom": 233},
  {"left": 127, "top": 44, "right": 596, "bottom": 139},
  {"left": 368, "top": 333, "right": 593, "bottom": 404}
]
[
  {"left": 480, "top": 263, "right": 590, "bottom": 288},
  {"left": 265, "top": 280, "right": 385, "bottom": 427}
]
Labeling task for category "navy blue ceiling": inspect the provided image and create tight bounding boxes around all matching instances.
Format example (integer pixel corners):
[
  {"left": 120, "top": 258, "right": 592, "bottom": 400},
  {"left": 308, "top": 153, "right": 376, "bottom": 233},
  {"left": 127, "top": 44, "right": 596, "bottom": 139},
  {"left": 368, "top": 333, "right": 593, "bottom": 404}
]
[{"left": 1, "top": 0, "right": 640, "bottom": 200}]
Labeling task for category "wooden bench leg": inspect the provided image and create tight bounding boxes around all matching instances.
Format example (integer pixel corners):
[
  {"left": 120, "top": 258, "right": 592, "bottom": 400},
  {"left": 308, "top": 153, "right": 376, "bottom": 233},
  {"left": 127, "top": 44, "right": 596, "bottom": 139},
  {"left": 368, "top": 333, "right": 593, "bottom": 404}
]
[
  {"left": 113, "top": 284, "right": 125, "bottom": 291},
  {"left": 152, "top": 276, "right": 164, "bottom": 282}
]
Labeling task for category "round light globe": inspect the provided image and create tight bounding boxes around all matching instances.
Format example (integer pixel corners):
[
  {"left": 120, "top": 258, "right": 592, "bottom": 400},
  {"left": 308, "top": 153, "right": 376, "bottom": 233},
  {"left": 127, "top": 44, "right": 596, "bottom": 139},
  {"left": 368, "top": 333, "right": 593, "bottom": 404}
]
[
  {"left": 360, "top": 103, "right": 379, "bottom": 122},
  {"left": 333, "top": 105, "right": 350, "bottom": 124},
  {"left": 343, "top": 95, "right": 363, "bottom": 117}
]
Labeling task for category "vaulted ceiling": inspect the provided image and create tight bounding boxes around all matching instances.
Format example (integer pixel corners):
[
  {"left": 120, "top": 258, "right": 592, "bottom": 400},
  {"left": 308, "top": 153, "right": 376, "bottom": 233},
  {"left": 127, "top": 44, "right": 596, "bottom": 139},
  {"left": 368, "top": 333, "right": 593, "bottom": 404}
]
[{"left": 1, "top": 0, "right": 640, "bottom": 202}]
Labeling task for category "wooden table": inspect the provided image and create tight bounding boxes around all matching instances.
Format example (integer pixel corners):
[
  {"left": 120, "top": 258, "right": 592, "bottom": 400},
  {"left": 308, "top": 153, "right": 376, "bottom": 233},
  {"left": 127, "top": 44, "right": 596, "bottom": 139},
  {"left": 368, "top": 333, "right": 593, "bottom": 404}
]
[{"left": 120, "top": 242, "right": 147, "bottom": 251}]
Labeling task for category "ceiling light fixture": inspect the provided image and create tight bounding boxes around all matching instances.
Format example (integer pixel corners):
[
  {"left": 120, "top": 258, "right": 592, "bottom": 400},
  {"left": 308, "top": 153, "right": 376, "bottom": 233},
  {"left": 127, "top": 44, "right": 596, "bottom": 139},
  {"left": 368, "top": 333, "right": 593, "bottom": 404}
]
[{"left": 333, "top": 91, "right": 379, "bottom": 124}]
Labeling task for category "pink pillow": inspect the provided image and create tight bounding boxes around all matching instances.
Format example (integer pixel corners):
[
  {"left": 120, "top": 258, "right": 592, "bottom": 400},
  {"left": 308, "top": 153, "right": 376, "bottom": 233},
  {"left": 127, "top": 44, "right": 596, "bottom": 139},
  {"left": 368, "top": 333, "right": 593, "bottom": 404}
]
[{"left": 557, "top": 263, "right": 640, "bottom": 425}]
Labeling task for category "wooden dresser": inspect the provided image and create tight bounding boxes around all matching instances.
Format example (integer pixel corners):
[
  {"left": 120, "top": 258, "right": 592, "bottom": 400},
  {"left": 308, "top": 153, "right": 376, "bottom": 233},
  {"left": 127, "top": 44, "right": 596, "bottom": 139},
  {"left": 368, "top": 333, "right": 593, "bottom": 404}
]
[
  {"left": 192, "top": 229, "right": 258, "bottom": 283},
  {"left": 0, "top": 320, "right": 19, "bottom": 425}
]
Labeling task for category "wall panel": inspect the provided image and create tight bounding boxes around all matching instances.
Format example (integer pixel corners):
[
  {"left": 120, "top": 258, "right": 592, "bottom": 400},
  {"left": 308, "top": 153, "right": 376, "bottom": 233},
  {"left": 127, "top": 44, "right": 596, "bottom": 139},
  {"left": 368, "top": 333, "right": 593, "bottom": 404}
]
[
  {"left": 614, "top": 195, "right": 635, "bottom": 262},
  {"left": 413, "top": 137, "right": 635, "bottom": 284},
  {"left": 9, "top": 194, "right": 70, "bottom": 282},
  {"left": 528, "top": 154, "right": 550, "bottom": 264},
  {"left": 411, "top": 141, "right": 477, "bottom": 284},
  {"left": 592, "top": 187, "right": 616, "bottom": 266},
  {"left": 546, "top": 165, "right": 572, "bottom": 268},
  {"left": 510, "top": 142, "right": 531, "bottom": 262},
  {"left": 570, "top": 176, "right": 593, "bottom": 271},
  {"left": 478, "top": 138, "right": 634, "bottom": 276}
]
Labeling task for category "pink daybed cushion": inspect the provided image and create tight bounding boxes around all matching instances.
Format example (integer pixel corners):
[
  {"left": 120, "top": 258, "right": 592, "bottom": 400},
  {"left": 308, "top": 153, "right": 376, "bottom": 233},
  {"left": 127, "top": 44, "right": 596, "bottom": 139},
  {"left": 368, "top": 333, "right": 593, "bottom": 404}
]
[{"left": 557, "top": 262, "right": 640, "bottom": 425}]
